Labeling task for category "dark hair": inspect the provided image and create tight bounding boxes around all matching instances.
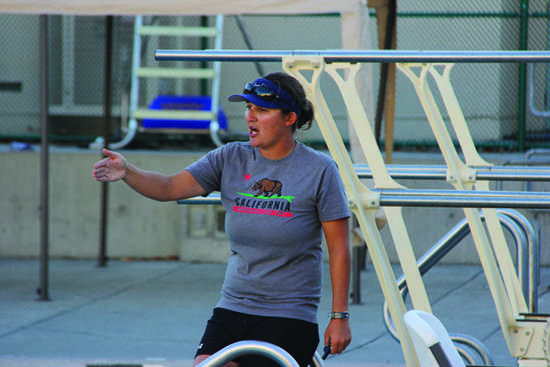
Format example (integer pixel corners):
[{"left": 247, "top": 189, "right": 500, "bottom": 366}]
[{"left": 263, "top": 72, "right": 314, "bottom": 131}]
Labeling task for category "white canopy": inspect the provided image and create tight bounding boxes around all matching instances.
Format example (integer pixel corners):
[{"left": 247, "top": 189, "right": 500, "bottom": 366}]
[
  {"left": 0, "top": 0, "right": 360, "bottom": 16},
  {"left": 0, "top": 0, "right": 368, "bottom": 50}
]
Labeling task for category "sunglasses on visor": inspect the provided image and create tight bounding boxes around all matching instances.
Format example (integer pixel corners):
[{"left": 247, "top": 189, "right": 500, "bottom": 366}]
[
  {"left": 242, "top": 80, "right": 302, "bottom": 117},
  {"left": 243, "top": 82, "right": 280, "bottom": 100}
]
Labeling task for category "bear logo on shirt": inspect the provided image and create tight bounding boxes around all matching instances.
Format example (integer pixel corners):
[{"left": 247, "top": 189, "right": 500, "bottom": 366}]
[{"left": 252, "top": 178, "right": 282, "bottom": 197}]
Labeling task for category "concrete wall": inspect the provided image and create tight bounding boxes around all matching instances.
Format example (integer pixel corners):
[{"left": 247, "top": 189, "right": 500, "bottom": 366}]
[
  {"left": 2, "top": 146, "right": 547, "bottom": 267},
  {"left": 2, "top": 147, "right": 204, "bottom": 259}
]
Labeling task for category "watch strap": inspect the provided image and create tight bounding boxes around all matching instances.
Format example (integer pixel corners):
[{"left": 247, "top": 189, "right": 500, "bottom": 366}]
[{"left": 329, "top": 311, "right": 351, "bottom": 320}]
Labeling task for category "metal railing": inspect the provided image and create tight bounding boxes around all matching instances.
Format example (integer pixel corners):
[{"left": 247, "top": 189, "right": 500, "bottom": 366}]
[
  {"left": 196, "top": 340, "right": 299, "bottom": 367},
  {"left": 381, "top": 208, "right": 538, "bottom": 365},
  {"left": 195, "top": 340, "right": 324, "bottom": 367},
  {"left": 178, "top": 188, "right": 550, "bottom": 209},
  {"left": 164, "top": 49, "right": 550, "bottom": 367},
  {"left": 356, "top": 164, "right": 550, "bottom": 182},
  {"left": 155, "top": 49, "right": 550, "bottom": 63}
]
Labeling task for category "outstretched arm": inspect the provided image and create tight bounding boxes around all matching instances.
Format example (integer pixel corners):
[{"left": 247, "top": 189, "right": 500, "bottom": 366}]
[
  {"left": 322, "top": 217, "right": 352, "bottom": 356},
  {"left": 93, "top": 149, "right": 206, "bottom": 201}
]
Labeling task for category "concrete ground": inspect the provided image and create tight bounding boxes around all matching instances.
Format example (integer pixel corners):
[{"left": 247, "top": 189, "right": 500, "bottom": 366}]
[{"left": 1, "top": 258, "right": 550, "bottom": 367}]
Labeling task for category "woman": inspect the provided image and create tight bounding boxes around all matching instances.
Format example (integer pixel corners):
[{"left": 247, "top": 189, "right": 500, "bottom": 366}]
[{"left": 93, "top": 72, "right": 351, "bottom": 366}]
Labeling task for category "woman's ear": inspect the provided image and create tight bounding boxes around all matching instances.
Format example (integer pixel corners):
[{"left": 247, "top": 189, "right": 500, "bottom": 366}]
[{"left": 285, "top": 112, "right": 298, "bottom": 127}]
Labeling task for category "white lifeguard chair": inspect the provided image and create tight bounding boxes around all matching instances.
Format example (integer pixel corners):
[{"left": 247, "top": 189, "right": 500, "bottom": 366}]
[{"left": 404, "top": 310, "right": 466, "bottom": 367}]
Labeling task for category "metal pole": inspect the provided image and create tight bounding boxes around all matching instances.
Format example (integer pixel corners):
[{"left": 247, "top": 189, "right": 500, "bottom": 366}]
[
  {"left": 518, "top": 0, "right": 530, "bottom": 151},
  {"left": 98, "top": 16, "right": 113, "bottom": 267},
  {"left": 177, "top": 188, "right": 550, "bottom": 209},
  {"left": 234, "top": 15, "right": 265, "bottom": 76},
  {"left": 155, "top": 49, "right": 550, "bottom": 63},
  {"left": 376, "top": 188, "right": 550, "bottom": 208},
  {"left": 354, "top": 163, "right": 550, "bottom": 181},
  {"left": 196, "top": 341, "right": 299, "bottom": 367},
  {"left": 38, "top": 14, "right": 50, "bottom": 301}
]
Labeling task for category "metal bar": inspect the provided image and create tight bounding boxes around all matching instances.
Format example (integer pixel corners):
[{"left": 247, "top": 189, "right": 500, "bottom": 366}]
[
  {"left": 518, "top": 0, "right": 530, "bottom": 152},
  {"left": 196, "top": 340, "right": 299, "bottom": 367},
  {"left": 352, "top": 246, "right": 363, "bottom": 304},
  {"left": 527, "top": 64, "right": 550, "bottom": 118},
  {"left": 38, "top": 14, "right": 50, "bottom": 302},
  {"left": 136, "top": 67, "right": 216, "bottom": 79},
  {"left": 499, "top": 208, "right": 540, "bottom": 313},
  {"left": 139, "top": 25, "right": 217, "bottom": 37},
  {"left": 234, "top": 15, "right": 265, "bottom": 76},
  {"left": 155, "top": 49, "right": 550, "bottom": 64},
  {"left": 393, "top": 11, "right": 520, "bottom": 18},
  {"left": 378, "top": 188, "right": 550, "bottom": 208},
  {"left": 98, "top": 16, "right": 113, "bottom": 268},
  {"left": 178, "top": 188, "right": 550, "bottom": 209},
  {"left": 355, "top": 164, "right": 550, "bottom": 181},
  {"left": 133, "top": 109, "right": 214, "bottom": 120}
]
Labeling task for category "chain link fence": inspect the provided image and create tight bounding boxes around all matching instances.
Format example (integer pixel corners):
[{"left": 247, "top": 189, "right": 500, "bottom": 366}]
[
  {"left": 0, "top": 2, "right": 548, "bottom": 151},
  {"left": 384, "top": 0, "right": 550, "bottom": 151}
]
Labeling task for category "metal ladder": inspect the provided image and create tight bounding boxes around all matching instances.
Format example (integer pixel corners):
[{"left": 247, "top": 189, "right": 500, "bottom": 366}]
[{"left": 104, "top": 15, "right": 225, "bottom": 149}]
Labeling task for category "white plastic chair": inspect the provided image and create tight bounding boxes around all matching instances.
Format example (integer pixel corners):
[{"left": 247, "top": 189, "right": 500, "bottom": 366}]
[{"left": 403, "top": 310, "right": 466, "bottom": 367}]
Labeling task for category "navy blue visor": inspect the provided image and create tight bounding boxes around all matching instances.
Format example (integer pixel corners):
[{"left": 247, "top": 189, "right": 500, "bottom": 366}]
[{"left": 228, "top": 78, "right": 302, "bottom": 117}]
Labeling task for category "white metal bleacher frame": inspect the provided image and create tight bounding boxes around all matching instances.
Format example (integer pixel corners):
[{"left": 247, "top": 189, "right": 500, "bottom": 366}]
[{"left": 157, "top": 49, "right": 550, "bottom": 367}]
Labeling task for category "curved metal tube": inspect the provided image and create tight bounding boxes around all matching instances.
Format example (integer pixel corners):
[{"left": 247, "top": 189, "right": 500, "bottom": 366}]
[
  {"left": 527, "top": 63, "right": 550, "bottom": 118},
  {"left": 455, "top": 345, "right": 476, "bottom": 366},
  {"left": 382, "top": 209, "right": 537, "bottom": 364},
  {"left": 451, "top": 333, "right": 494, "bottom": 366},
  {"left": 195, "top": 340, "right": 299, "bottom": 367},
  {"left": 525, "top": 148, "right": 550, "bottom": 161},
  {"left": 310, "top": 352, "right": 324, "bottom": 367},
  {"left": 497, "top": 209, "right": 540, "bottom": 313},
  {"left": 384, "top": 211, "right": 529, "bottom": 334}
]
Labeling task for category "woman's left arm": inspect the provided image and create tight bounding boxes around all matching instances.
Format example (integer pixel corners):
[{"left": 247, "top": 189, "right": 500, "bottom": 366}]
[{"left": 322, "top": 217, "right": 352, "bottom": 355}]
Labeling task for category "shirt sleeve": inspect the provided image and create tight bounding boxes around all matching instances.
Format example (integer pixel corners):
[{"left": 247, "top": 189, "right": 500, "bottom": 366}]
[
  {"left": 186, "top": 145, "right": 228, "bottom": 194},
  {"left": 317, "top": 160, "right": 350, "bottom": 222}
]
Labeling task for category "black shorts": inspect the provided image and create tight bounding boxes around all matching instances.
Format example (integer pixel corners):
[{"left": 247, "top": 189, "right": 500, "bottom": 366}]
[{"left": 195, "top": 307, "right": 320, "bottom": 367}]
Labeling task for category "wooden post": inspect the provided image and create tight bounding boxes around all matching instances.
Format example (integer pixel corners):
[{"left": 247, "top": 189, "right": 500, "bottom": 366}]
[{"left": 368, "top": 0, "right": 397, "bottom": 164}]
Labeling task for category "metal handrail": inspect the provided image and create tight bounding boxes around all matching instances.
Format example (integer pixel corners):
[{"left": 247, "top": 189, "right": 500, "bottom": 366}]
[
  {"left": 310, "top": 352, "right": 324, "bottom": 367},
  {"left": 498, "top": 208, "right": 540, "bottom": 313},
  {"left": 355, "top": 164, "right": 550, "bottom": 181},
  {"left": 398, "top": 212, "right": 533, "bottom": 307},
  {"left": 162, "top": 49, "right": 550, "bottom": 366},
  {"left": 178, "top": 188, "right": 550, "bottom": 209},
  {"left": 381, "top": 209, "right": 538, "bottom": 365},
  {"left": 451, "top": 333, "right": 494, "bottom": 366},
  {"left": 196, "top": 340, "right": 300, "bottom": 367},
  {"left": 155, "top": 49, "right": 550, "bottom": 63},
  {"left": 383, "top": 210, "right": 535, "bottom": 332},
  {"left": 527, "top": 63, "right": 550, "bottom": 118}
]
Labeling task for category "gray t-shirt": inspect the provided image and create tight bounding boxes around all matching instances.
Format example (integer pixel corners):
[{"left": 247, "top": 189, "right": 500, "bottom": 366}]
[{"left": 186, "top": 141, "right": 350, "bottom": 323}]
